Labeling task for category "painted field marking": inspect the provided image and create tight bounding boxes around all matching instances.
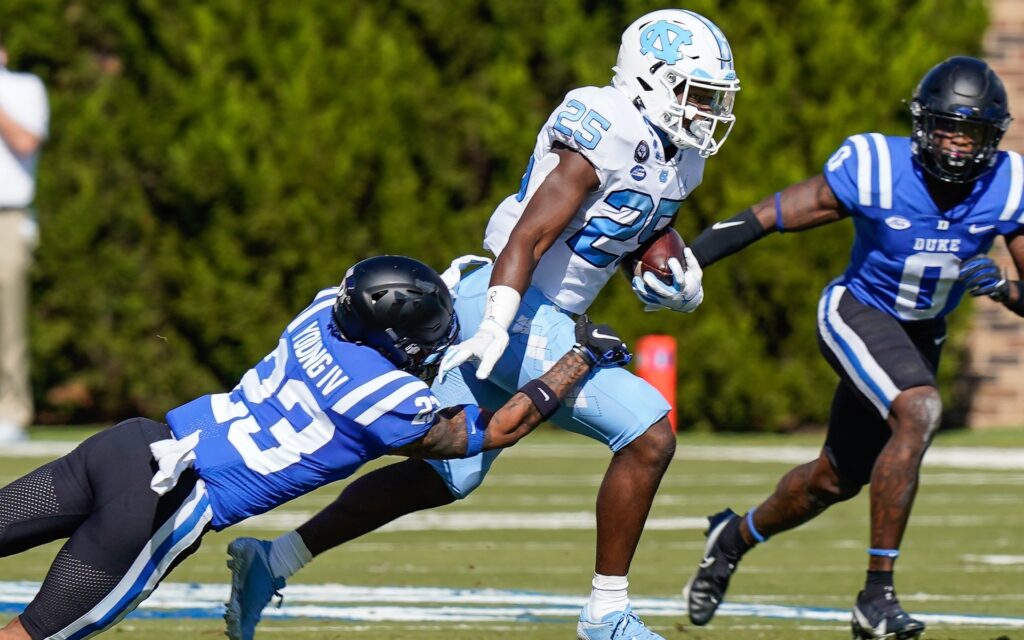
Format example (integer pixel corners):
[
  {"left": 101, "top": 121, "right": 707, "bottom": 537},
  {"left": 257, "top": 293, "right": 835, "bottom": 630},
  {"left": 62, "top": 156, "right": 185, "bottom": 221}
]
[
  {"left": 961, "top": 554, "right": 1024, "bottom": 565},
  {"left": 236, "top": 510, "right": 708, "bottom": 531},
  {"left": 0, "top": 582, "right": 1021, "bottom": 627},
  {"left": 6, "top": 441, "right": 1023, "bottom": 470}
]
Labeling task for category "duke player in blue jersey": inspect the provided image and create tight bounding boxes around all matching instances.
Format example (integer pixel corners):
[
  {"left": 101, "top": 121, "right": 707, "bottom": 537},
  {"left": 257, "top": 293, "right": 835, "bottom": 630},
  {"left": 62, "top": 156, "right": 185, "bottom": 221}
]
[
  {"left": 0, "top": 256, "right": 630, "bottom": 640},
  {"left": 225, "top": 10, "right": 740, "bottom": 640},
  {"left": 682, "top": 57, "right": 1019, "bottom": 639}
]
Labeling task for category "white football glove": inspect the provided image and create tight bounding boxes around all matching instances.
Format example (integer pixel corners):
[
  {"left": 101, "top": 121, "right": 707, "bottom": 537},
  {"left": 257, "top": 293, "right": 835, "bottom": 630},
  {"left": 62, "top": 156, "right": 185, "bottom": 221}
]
[
  {"left": 438, "top": 285, "right": 521, "bottom": 381},
  {"left": 631, "top": 248, "right": 704, "bottom": 313},
  {"left": 438, "top": 317, "right": 509, "bottom": 381}
]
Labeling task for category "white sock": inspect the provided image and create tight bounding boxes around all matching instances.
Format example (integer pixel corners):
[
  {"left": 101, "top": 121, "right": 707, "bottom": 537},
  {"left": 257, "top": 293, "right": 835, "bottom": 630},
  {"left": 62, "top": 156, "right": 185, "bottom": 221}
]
[
  {"left": 267, "top": 531, "right": 312, "bottom": 580},
  {"left": 587, "top": 573, "right": 629, "bottom": 620}
]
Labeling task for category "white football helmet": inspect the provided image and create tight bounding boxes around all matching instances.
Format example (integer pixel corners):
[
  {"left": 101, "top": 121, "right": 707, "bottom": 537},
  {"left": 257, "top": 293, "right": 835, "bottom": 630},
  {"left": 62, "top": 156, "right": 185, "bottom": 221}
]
[{"left": 613, "top": 9, "right": 740, "bottom": 157}]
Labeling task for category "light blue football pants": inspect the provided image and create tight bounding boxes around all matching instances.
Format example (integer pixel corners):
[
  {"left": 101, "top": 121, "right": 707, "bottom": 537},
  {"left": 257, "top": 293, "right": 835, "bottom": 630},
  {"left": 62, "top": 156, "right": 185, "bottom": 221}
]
[{"left": 427, "top": 264, "right": 670, "bottom": 498}]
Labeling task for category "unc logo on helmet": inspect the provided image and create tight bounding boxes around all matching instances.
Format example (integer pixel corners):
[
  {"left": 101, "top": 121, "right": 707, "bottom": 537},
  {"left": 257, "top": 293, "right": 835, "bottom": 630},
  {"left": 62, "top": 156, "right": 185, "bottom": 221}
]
[{"left": 639, "top": 20, "right": 693, "bottom": 65}]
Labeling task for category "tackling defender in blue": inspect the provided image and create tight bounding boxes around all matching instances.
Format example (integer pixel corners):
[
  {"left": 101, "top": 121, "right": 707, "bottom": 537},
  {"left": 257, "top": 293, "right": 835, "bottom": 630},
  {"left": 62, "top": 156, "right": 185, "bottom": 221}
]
[
  {"left": 0, "top": 255, "right": 629, "bottom": 640},
  {"left": 683, "top": 56, "right": 1021, "bottom": 639}
]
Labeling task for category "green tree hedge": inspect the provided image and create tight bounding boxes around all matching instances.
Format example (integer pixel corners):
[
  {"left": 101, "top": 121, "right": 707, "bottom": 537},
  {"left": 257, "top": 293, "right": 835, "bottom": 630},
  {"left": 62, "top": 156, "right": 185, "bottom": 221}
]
[{"left": 1, "top": 0, "right": 988, "bottom": 428}]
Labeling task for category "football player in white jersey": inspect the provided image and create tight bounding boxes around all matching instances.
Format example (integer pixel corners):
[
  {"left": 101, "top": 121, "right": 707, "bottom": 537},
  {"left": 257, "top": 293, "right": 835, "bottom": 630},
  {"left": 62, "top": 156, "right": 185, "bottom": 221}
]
[{"left": 226, "top": 10, "right": 739, "bottom": 640}]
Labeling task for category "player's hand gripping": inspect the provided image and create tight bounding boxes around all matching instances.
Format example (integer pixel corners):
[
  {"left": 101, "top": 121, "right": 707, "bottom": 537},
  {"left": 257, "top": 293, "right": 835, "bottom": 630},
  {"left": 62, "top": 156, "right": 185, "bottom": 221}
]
[
  {"left": 438, "top": 317, "right": 508, "bottom": 381},
  {"left": 631, "top": 248, "right": 705, "bottom": 312},
  {"left": 572, "top": 315, "right": 632, "bottom": 368},
  {"left": 439, "top": 285, "right": 521, "bottom": 382},
  {"left": 959, "top": 254, "right": 1011, "bottom": 301}
]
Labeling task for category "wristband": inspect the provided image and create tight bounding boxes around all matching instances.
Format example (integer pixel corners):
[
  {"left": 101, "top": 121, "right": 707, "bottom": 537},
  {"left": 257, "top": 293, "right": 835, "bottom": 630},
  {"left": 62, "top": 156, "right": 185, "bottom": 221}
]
[
  {"left": 463, "top": 404, "right": 486, "bottom": 457},
  {"left": 774, "top": 192, "right": 785, "bottom": 232},
  {"left": 483, "top": 285, "right": 522, "bottom": 331},
  {"left": 518, "top": 379, "right": 560, "bottom": 420}
]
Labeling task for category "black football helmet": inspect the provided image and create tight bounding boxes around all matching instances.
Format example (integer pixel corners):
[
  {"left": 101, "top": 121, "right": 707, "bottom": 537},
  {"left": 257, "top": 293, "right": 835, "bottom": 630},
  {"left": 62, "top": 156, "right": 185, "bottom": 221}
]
[
  {"left": 910, "top": 56, "right": 1012, "bottom": 183},
  {"left": 332, "top": 255, "right": 458, "bottom": 380}
]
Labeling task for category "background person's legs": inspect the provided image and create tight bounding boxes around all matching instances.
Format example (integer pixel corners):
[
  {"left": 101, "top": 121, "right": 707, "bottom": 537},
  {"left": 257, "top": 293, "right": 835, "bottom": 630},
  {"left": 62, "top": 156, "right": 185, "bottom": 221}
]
[{"left": 0, "top": 210, "right": 33, "bottom": 440}]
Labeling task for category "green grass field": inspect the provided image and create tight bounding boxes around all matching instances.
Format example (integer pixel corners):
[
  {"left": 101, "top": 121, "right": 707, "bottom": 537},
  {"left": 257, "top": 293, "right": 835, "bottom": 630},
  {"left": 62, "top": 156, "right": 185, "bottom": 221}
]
[{"left": 1, "top": 427, "right": 1022, "bottom": 639}]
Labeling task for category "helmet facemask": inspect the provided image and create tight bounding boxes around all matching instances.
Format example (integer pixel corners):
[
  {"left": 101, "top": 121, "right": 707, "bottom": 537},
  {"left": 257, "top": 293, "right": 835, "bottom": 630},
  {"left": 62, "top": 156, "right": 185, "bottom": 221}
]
[
  {"left": 911, "top": 101, "right": 1009, "bottom": 183},
  {"left": 384, "top": 313, "right": 460, "bottom": 381},
  {"left": 655, "top": 67, "right": 737, "bottom": 157}
]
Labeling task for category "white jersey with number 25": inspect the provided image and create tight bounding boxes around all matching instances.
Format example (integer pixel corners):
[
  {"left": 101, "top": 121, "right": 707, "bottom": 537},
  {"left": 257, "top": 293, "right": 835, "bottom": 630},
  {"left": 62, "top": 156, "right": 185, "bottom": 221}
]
[{"left": 484, "top": 85, "right": 705, "bottom": 314}]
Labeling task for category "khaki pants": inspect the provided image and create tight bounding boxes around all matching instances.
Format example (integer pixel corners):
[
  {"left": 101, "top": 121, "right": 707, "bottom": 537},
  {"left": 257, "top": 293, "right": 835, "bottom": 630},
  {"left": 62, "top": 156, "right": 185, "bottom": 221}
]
[{"left": 0, "top": 209, "right": 33, "bottom": 428}]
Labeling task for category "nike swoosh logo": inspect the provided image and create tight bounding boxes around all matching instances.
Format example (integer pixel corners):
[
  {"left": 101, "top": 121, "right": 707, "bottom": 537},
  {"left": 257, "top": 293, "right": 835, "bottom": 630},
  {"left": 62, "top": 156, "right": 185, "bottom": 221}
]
[
  {"left": 969, "top": 224, "right": 995, "bottom": 234},
  {"left": 591, "top": 329, "right": 617, "bottom": 341},
  {"left": 699, "top": 556, "right": 715, "bottom": 569},
  {"left": 934, "top": 335, "right": 947, "bottom": 346},
  {"left": 712, "top": 220, "right": 745, "bottom": 230},
  {"left": 538, "top": 387, "right": 551, "bottom": 402}
]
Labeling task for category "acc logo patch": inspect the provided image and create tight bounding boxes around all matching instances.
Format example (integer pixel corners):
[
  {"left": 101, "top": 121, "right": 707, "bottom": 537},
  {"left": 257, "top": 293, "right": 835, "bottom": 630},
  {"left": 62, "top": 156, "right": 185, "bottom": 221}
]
[
  {"left": 885, "top": 215, "right": 912, "bottom": 231},
  {"left": 640, "top": 20, "right": 693, "bottom": 65},
  {"left": 630, "top": 165, "right": 647, "bottom": 181},
  {"left": 634, "top": 141, "right": 650, "bottom": 162}
]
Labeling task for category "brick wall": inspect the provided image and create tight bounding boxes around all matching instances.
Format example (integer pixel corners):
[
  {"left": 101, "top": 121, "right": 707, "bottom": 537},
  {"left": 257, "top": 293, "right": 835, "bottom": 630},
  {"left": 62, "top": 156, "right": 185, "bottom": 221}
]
[{"left": 962, "top": 0, "right": 1024, "bottom": 427}]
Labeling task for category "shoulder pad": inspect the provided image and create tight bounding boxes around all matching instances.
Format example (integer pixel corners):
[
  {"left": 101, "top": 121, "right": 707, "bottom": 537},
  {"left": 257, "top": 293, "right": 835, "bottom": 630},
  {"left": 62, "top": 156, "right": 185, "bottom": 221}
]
[
  {"left": 546, "top": 86, "right": 646, "bottom": 174},
  {"left": 824, "top": 133, "right": 897, "bottom": 214}
]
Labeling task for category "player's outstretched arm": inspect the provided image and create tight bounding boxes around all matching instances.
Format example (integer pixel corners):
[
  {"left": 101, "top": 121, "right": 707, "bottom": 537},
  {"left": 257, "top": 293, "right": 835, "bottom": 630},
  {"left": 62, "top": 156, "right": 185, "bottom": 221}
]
[
  {"left": 690, "top": 173, "right": 847, "bottom": 268},
  {"left": 398, "top": 316, "right": 629, "bottom": 459},
  {"left": 438, "top": 146, "right": 600, "bottom": 381},
  {"left": 960, "top": 232, "right": 1024, "bottom": 317}
]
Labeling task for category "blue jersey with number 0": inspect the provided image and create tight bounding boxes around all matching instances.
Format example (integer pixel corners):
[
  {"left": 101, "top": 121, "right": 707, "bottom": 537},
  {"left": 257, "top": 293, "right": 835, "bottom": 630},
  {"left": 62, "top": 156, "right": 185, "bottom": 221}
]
[
  {"left": 823, "top": 134, "right": 1024, "bottom": 321},
  {"left": 166, "top": 287, "right": 442, "bottom": 529}
]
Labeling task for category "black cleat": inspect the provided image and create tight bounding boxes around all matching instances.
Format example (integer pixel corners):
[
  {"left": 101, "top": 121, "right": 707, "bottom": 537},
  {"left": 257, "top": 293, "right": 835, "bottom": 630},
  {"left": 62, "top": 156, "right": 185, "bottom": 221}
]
[
  {"left": 850, "top": 587, "right": 926, "bottom": 639},
  {"left": 683, "top": 508, "right": 741, "bottom": 626}
]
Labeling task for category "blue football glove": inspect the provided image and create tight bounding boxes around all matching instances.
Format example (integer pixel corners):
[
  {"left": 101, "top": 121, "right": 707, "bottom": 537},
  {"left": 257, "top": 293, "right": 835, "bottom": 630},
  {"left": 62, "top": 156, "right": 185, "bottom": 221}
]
[
  {"left": 959, "top": 254, "right": 1010, "bottom": 301},
  {"left": 573, "top": 315, "right": 632, "bottom": 368}
]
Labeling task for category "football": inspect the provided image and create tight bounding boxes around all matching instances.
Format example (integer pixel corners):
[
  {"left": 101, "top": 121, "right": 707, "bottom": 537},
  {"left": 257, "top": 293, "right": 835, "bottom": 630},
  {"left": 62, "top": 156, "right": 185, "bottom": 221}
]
[{"left": 621, "top": 227, "right": 686, "bottom": 284}]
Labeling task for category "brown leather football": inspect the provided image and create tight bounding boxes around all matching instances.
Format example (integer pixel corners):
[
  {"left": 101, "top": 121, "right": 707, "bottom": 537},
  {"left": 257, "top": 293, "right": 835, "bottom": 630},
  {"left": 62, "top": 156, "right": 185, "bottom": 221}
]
[{"left": 621, "top": 227, "right": 686, "bottom": 283}]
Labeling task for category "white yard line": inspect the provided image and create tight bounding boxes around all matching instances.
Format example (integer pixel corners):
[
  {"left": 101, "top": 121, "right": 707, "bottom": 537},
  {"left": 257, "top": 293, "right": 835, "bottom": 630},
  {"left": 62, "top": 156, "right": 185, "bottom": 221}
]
[
  {"left": 0, "top": 581, "right": 1020, "bottom": 627},
  {"left": 962, "top": 554, "right": 1024, "bottom": 565},
  {"left": 237, "top": 510, "right": 708, "bottom": 531},
  {"left": 6, "top": 440, "right": 1024, "bottom": 469}
]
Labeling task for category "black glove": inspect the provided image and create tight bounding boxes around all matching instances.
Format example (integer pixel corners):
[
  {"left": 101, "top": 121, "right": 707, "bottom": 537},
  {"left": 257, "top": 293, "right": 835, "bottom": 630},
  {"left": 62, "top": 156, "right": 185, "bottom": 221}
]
[
  {"left": 573, "top": 315, "right": 632, "bottom": 368},
  {"left": 959, "top": 255, "right": 1010, "bottom": 301}
]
